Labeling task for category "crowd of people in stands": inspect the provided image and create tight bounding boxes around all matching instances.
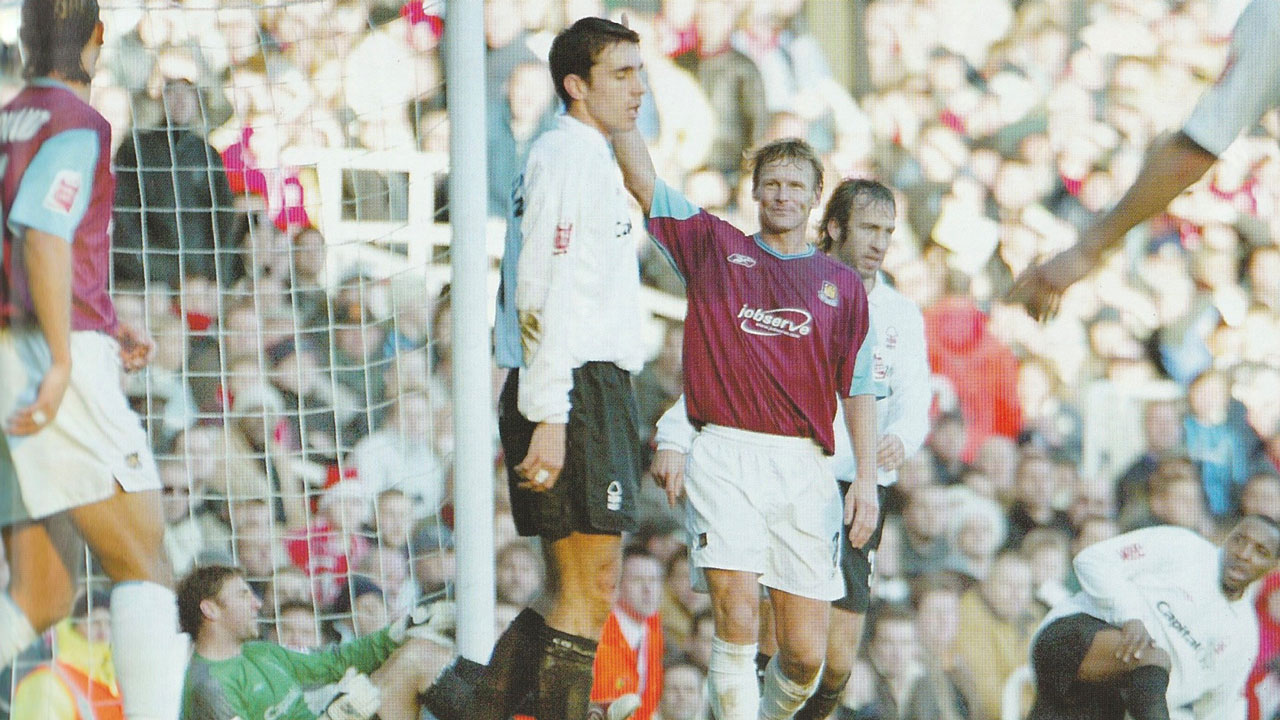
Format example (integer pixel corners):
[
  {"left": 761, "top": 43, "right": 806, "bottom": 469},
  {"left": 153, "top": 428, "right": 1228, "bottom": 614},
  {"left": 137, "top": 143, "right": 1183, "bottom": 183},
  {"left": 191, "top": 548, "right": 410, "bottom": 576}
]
[{"left": 1, "top": 0, "right": 1279, "bottom": 718}]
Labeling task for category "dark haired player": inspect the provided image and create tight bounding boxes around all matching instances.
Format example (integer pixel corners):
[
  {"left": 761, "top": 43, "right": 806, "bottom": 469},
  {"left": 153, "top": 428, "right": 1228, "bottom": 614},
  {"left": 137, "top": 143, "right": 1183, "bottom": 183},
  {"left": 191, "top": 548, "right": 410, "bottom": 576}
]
[
  {"left": 1029, "top": 516, "right": 1280, "bottom": 720},
  {"left": 428, "top": 16, "right": 648, "bottom": 720},
  {"left": 613, "top": 126, "right": 880, "bottom": 720},
  {"left": 1, "top": 1, "right": 188, "bottom": 719}
]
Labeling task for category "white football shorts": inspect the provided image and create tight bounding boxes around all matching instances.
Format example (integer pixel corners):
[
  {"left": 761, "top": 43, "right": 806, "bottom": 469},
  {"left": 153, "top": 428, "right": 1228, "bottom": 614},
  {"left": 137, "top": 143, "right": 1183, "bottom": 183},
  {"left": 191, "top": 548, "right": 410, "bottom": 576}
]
[
  {"left": 683, "top": 424, "right": 844, "bottom": 601},
  {"left": 0, "top": 328, "right": 160, "bottom": 525}
]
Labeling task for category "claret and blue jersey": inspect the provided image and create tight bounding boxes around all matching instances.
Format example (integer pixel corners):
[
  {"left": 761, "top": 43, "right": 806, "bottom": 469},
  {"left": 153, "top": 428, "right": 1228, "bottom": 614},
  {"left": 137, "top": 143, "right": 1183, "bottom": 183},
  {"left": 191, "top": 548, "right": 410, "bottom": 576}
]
[{"left": 646, "top": 178, "right": 875, "bottom": 455}]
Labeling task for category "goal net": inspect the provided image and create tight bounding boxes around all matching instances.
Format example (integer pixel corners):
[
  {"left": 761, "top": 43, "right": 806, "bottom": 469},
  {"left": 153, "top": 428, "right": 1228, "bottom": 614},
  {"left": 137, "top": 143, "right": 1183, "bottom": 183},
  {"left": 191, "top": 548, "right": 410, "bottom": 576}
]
[{"left": 1, "top": 0, "right": 461, "bottom": 710}]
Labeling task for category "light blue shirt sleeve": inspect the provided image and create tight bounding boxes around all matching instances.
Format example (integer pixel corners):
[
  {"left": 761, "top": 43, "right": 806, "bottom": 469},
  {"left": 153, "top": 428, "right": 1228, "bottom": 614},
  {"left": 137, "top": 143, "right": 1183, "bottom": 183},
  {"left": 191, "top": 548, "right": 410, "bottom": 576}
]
[
  {"left": 7, "top": 129, "right": 98, "bottom": 243},
  {"left": 849, "top": 325, "right": 886, "bottom": 398}
]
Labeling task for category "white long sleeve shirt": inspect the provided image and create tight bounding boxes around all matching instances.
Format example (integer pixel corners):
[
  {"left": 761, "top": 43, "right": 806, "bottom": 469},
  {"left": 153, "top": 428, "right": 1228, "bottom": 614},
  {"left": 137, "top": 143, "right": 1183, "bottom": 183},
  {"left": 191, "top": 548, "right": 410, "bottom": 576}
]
[
  {"left": 499, "top": 114, "right": 647, "bottom": 423},
  {"left": 1039, "top": 526, "right": 1258, "bottom": 720},
  {"left": 654, "top": 275, "right": 929, "bottom": 484}
]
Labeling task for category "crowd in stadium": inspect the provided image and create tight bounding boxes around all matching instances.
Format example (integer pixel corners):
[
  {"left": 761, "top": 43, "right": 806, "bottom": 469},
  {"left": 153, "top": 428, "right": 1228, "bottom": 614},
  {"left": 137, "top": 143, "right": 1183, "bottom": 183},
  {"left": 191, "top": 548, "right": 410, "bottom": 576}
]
[{"left": 2, "top": 0, "right": 1280, "bottom": 718}]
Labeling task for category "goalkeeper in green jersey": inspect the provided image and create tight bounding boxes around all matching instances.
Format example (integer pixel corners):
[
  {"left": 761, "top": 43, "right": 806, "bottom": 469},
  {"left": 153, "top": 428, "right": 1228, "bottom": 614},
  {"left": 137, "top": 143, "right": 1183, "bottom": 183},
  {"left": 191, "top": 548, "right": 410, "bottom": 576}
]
[{"left": 177, "top": 565, "right": 453, "bottom": 720}]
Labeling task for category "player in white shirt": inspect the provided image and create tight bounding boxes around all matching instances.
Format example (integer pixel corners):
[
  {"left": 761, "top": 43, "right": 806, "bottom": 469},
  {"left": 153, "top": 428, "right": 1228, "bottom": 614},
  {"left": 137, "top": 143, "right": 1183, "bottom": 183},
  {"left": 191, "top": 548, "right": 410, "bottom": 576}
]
[
  {"left": 651, "top": 179, "right": 931, "bottom": 720},
  {"left": 1011, "top": 0, "right": 1280, "bottom": 319},
  {"left": 426, "top": 17, "right": 648, "bottom": 720},
  {"left": 1029, "top": 516, "right": 1280, "bottom": 720}
]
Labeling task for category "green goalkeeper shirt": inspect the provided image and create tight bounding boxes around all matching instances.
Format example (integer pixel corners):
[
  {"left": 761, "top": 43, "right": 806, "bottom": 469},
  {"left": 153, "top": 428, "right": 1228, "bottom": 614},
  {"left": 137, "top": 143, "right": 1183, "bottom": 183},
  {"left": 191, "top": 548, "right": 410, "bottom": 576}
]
[{"left": 182, "top": 629, "right": 398, "bottom": 720}]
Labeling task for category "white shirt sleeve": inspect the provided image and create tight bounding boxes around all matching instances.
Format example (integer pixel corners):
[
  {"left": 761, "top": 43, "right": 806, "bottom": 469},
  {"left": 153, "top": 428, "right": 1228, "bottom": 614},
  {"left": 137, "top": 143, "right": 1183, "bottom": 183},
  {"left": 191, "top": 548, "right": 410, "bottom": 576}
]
[
  {"left": 515, "top": 146, "right": 585, "bottom": 424},
  {"left": 1182, "top": 0, "right": 1280, "bottom": 156},
  {"left": 880, "top": 300, "right": 931, "bottom": 458},
  {"left": 1072, "top": 526, "right": 1210, "bottom": 626},
  {"left": 654, "top": 395, "right": 697, "bottom": 453}
]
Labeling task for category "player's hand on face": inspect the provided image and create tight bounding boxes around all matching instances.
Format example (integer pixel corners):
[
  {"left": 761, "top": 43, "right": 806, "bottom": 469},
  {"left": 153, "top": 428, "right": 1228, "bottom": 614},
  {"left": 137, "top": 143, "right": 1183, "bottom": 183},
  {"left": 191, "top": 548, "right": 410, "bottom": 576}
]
[
  {"left": 845, "top": 483, "right": 880, "bottom": 549},
  {"left": 876, "top": 434, "right": 906, "bottom": 472},
  {"left": 6, "top": 360, "right": 71, "bottom": 436},
  {"left": 115, "top": 322, "right": 156, "bottom": 372},
  {"left": 1008, "top": 245, "right": 1094, "bottom": 321},
  {"left": 1117, "top": 619, "right": 1156, "bottom": 664},
  {"left": 649, "top": 448, "right": 686, "bottom": 508},
  {"left": 516, "top": 421, "right": 567, "bottom": 492}
]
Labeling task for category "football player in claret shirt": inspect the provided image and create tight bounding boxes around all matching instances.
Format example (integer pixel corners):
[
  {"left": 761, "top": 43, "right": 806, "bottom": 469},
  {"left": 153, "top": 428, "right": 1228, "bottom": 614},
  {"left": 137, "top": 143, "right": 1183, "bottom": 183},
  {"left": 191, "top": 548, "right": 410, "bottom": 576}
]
[
  {"left": 613, "top": 119, "right": 880, "bottom": 718},
  {"left": 1, "top": 2, "right": 188, "bottom": 719}
]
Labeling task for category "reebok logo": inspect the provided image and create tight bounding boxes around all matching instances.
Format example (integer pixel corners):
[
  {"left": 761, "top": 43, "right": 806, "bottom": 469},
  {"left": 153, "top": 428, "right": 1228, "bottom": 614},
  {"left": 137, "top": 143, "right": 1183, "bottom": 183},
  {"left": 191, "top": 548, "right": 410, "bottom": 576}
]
[
  {"left": 727, "top": 253, "right": 757, "bottom": 268},
  {"left": 737, "top": 305, "right": 812, "bottom": 338}
]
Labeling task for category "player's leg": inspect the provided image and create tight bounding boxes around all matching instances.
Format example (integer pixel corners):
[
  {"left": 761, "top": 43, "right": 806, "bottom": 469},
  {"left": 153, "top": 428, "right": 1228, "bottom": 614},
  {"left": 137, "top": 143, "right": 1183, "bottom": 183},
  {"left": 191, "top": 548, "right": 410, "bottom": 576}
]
[
  {"left": 373, "top": 636, "right": 452, "bottom": 720},
  {"left": 69, "top": 486, "right": 188, "bottom": 720},
  {"left": 0, "top": 519, "right": 79, "bottom": 664},
  {"left": 532, "top": 531, "right": 622, "bottom": 720},
  {"left": 797, "top": 483, "right": 885, "bottom": 720},
  {"left": 704, "top": 568, "right": 764, "bottom": 720},
  {"left": 1029, "top": 614, "right": 1168, "bottom": 720},
  {"left": 1076, "top": 628, "right": 1171, "bottom": 720},
  {"left": 761, "top": 588, "right": 829, "bottom": 720}
]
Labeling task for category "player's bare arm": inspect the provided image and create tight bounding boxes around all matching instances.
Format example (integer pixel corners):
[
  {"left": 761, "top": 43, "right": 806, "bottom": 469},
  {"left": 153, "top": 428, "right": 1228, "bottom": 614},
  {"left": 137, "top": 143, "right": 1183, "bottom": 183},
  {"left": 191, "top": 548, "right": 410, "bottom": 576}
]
[
  {"left": 6, "top": 227, "right": 72, "bottom": 436},
  {"left": 875, "top": 434, "right": 905, "bottom": 472},
  {"left": 1010, "top": 131, "right": 1217, "bottom": 320},
  {"left": 649, "top": 447, "right": 685, "bottom": 508},
  {"left": 842, "top": 393, "right": 879, "bottom": 547},
  {"left": 612, "top": 127, "right": 657, "bottom": 213}
]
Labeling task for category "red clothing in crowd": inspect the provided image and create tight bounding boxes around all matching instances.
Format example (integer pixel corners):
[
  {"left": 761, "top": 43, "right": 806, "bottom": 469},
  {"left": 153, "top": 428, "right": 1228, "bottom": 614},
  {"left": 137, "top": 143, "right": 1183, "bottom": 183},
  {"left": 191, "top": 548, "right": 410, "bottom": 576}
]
[
  {"left": 924, "top": 295, "right": 1022, "bottom": 462},
  {"left": 591, "top": 610, "right": 664, "bottom": 720}
]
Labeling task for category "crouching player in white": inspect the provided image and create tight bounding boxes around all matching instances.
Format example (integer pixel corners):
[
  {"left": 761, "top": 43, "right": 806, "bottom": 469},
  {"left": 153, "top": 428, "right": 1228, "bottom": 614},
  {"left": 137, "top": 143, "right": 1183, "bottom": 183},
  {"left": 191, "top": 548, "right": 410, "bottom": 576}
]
[
  {"left": 1028, "top": 516, "right": 1280, "bottom": 720},
  {"left": 1, "top": 2, "right": 188, "bottom": 719},
  {"left": 179, "top": 564, "right": 454, "bottom": 720}
]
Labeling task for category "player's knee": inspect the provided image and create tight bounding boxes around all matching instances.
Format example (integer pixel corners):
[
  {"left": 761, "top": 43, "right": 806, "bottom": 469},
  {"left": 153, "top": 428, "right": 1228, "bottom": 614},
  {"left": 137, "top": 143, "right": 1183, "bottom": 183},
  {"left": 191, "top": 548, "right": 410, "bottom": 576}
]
[
  {"left": 711, "top": 595, "right": 759, "bottom": 641},
  {"left": 777, "top": 639, "right": 825, "bottom": 682}
]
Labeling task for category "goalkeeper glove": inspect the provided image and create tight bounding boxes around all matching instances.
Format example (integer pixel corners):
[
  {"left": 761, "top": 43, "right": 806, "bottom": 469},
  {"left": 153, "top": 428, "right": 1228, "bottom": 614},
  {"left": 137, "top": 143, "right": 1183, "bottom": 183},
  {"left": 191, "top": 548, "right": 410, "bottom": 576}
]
[
  {"left": 389, "top": 600, "right": 455, "bottom": 646},
  {"left": 321, "top": 668, "right": 381, "bottom": 720}
]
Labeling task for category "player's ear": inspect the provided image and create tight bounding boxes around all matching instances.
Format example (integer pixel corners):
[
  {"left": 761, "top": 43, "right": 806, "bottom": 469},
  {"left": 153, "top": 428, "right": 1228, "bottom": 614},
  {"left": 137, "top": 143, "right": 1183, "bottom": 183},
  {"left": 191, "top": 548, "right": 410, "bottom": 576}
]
[
  {"left": 825, "top": 219, "right": 843, "bottom": 245},
  {"left": 564, "top": 73, "right": 590, "bottom": 102},
  {"left": 199, "top": 598, "right": 219, "bottom": 623}
]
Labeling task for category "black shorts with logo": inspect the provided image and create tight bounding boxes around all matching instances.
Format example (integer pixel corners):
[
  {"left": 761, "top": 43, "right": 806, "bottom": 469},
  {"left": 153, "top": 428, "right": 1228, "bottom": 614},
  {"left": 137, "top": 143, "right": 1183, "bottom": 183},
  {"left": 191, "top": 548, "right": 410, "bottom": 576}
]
[
  {"left": 500, "top": 362, "right": 642, "bottom": 543},
  {"left": 1028, "top": 613, "right": 1125, "bottom": 720},
  {"left": 833, "top": 483, "right": 890, "bottom": 613}
]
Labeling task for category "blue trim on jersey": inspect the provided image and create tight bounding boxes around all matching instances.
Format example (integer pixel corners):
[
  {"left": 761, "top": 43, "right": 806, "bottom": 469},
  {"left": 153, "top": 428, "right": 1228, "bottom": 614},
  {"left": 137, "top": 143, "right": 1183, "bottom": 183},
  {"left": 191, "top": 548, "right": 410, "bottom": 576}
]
[
  {"left": 30, "top": 78, "right": 77, "bottom": 93},
  {"left": 7, "top": 129, "right": 98, "bottom": 243},
  {"left": 494, "top": 173, "right": 525, "bottom": 369},
  {"left": 849, "top": 324, "right": 884, "bottom": 397},
  {"left": 752, "top": 234, "right": 815, "bottom": 260},
  {"left": 646, "top": 233, "right": 687, "bottom": 286},
  {"left": 649, "top": 178, "right": 700, "bottom": 220}
]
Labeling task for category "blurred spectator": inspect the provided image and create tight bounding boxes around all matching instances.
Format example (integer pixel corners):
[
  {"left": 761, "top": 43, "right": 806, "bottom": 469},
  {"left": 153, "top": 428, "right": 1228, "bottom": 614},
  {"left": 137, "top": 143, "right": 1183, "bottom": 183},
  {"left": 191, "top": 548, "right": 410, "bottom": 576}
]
[
  {"left": 488, "top": 60, "right": 557, "bottom": 217},
  {"left": 260, "top": 565, "right": 314, "bottom": 622},
  {"left": 112, "top": 78, "right": 239, "bottom": 288},
  {"left": 351, "top": 390, "right": 448, "bottom": 519},
  {"left": 1016, "top": 357, "right": 1082, "bottom": 465},
  {"left": 1114, "top": 398, "right": 1185, "bottom": 515},
  {"left": 1242, "top": 473, "right": 1280, "bottom": 522},
  {"left": 283, "top": 479, "right": 375, "bottom": 607},
  {"left": 927, "top": 412, "right": 970, "bottom": 487},
  {"left": 659, "top": 550, "right": 709, "bottom": 653},
  {"left": 900, "top": 485, "right": 952, "bottom": 579},
  {"left": 942, "top": 491, "right": 1006, "bottom": 584},
  {"left": 410, "top": 520, "right": 457, "bottom": 600},
  {"left": 1020, "top": 528, "right": 1072, "bottom": 612},
  {"left": 158, "top": 456, "right": 220, "bottom": 578},
  {"left": 848, "top": 604, "right": 922, "bottom": 720},
  {"left": 357, "top": 545, "right": 415, "bottom": 616},
  {"left": 685, "top": 609, "right": 715, "bottom": 673},
  {"left": 1139, "top": 455, "right": 1216, "bottom": 537},
  {"left": 270, "top": 600, "right": 322, "bottom": 652},
  {"left": 908, "top": 573, "right": 978, "bottom": 720},
  {"left": 955, "top": 552, "right": 1038, "bottom": 720},
  {"left": 1004, "top": 454, "right": 1073, "bottom": 550},
  {"left": 329, "top": 575, "right": 389, "bottom": 642},
  {"left": 1184, "top": 369, "right": 1263, "bottom": 518},
  {"left": 10, "top": 592, "right": 119, "bottom": 720},
  {"left": 924, "top": 295, "right": 1021, "bottom": 463},
  {"left": 634, "top": 322, "right": 684, "bottom": 466},
  {"left": 972, "top": 436, "right": 1018, "bottom": 507},
  {"left": 495, "top": 539, "right": 545, "bottom": 608},
  {"left": 673, "top": 0, "right": 766, "bottom": 185},
  {"left": 653, "top": 660, "right": 708, "bottom": 720},
  {"left": 372, "top": 489, "right": 415, "bottom": 551},
  {"left": 591, "top": 547, "right": 665, "bottom": 720}
]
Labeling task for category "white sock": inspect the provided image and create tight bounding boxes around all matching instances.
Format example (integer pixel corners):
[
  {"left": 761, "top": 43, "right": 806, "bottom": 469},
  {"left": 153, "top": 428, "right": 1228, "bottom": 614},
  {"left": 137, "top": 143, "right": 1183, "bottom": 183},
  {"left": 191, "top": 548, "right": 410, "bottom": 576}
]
[
  {"left": 759, "top": 655, "right": 820, "bottom": 720},
  {"left": 708, "top": 636, "right": 760, "bottom": 720},
  {"left": 0, "top": 593, "right": 38, "bottom": 667},
  {"left": 111, "top": 581, "right": 191, "bottom": 720}
]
